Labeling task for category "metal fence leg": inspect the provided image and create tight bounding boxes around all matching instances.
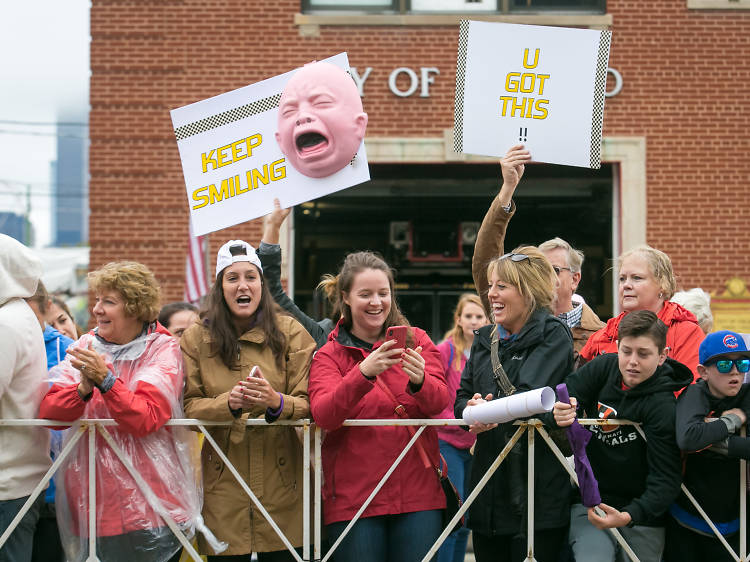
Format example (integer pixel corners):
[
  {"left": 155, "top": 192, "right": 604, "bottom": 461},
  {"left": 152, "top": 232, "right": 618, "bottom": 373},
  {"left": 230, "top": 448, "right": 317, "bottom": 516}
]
[
  {"left": 85, "top": 423, "right": 99, "bottom": 562},
  {"left": 315, "top": 425, "right": 322, "bottom": 562},
  {"left": 303, "top": 420, "right": 310, "bottom": 562},
  {"left": 525, "top": 425, "right": 536, "bottom": 562}
]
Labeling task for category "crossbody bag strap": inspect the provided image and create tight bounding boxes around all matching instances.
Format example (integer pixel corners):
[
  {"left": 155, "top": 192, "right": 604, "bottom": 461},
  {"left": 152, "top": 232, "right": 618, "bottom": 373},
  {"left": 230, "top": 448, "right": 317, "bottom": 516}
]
[
  {"left": 375, "top": 378, "right": 433, "bottom": 470},
  {"left": 490, "top": 326, "right": 516, "bottom": 397}
]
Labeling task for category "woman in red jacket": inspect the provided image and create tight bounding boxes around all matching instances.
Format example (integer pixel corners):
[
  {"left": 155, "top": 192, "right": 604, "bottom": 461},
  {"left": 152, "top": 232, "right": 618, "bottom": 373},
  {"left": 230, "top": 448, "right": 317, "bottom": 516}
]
[
  {"left": 39, "top": 261, "right": 222, "bottom": 562},
  {"left": 309, "top": 251, "right": 449, "bottom": 562},
  {"left": 579, "top": 245, "right": 704, "bottom": 379}
]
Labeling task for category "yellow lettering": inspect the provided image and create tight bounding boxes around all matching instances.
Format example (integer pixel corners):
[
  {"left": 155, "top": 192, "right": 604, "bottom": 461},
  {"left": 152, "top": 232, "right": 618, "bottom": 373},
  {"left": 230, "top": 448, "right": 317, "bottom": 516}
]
[
  {"left": 245, "top": 134, "right": 262, "bottom": 158},
  {"left": 525, "top": 97, "right": 534, "bottom": 118},
  {"left": 520, "top": 74, "right": 535, "bottom": 94},
  {"left": 522, "top": 48, "right": 540, "bottom": 69},
  {"left": 536, "top": 75, "right": 550, "bottom": 95},
  {"left": 237, "top": 171, "right": 251, "bottom": 194},
  {"left": 510, "top": 97, "right": 525, "bottom": 118},
  {"left": 499, "top": 96, "right": 513, "bottom": 117},
  {"left": 251, "top": 165, "right": 270, "bottom": 190},
  {"left": 505, "top": 72, "right": 520, "bottom": 93},
  {"left": 231, "top": 139, "right": 247, "bottom": 162},
  {"left": 533, "top": 99, "right": 549, "bottom": 120},
  {"left": 271, "top": 159, "right": 286, "bottom": 181},
  {"left": 209, "top": 179, "right": 231, "bottom": 204},
  {"left": 191, "top": 187, "right": 209, "bottom": 210},
  {"left": 201, "top": 150, "right": 217, "bottom": 173},
  {"left": 216, "top": 145, "right": 232, "bottom": 168}
]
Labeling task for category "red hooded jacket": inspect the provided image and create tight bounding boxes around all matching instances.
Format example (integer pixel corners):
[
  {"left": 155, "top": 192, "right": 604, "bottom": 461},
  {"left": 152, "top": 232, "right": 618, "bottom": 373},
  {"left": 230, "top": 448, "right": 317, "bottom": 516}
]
[
  {"left": 579, "top": 301, "right": 705, "bottom": 382},
  {"left": 309, "top": 321, "right": 448, "bottom": 525}
]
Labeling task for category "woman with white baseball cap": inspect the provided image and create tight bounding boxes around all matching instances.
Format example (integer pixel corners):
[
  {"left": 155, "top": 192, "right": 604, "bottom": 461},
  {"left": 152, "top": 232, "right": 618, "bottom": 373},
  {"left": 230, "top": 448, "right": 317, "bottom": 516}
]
[{"left": 181, "top": 240, "right": 316, "bottom": 561}]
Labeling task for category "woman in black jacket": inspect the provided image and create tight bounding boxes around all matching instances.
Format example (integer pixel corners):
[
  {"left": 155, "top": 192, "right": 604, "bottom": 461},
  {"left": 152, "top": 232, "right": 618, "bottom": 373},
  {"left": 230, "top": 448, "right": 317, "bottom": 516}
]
[{"left": 455, "top": 245, "right": 574, "bottom": 562}]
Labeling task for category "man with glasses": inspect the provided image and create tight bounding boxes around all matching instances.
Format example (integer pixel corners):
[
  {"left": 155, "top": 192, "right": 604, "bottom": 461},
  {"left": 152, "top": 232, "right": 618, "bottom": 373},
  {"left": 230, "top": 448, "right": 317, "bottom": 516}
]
[
  {"left": 472, "top": 144, "right": 604, "bottom": 359},
  {"left": 665, "top": 330, "right": 750, "bottom": 561}
]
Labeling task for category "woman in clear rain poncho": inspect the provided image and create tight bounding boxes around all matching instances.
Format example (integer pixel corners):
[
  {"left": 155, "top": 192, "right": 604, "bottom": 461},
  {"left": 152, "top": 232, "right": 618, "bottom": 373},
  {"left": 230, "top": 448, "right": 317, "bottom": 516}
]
[{"left": 39, "top": 261, "right": 224, "bottom": 562}]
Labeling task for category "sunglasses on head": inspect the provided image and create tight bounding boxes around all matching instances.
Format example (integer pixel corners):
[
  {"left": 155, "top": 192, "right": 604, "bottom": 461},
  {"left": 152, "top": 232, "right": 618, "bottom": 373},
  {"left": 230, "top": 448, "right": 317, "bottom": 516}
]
[
  {"left": 500, "top": 252, "right": 529, "bottom": 263},
  {"left": 710, "top": 358, "right": 750, "bottom": 374}
]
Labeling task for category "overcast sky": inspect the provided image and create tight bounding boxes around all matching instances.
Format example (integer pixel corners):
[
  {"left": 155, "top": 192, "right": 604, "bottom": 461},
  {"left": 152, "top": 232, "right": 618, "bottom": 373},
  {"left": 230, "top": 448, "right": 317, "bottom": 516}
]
[{"left": 0, "top": 1, "right": 89, "bottom": 247}]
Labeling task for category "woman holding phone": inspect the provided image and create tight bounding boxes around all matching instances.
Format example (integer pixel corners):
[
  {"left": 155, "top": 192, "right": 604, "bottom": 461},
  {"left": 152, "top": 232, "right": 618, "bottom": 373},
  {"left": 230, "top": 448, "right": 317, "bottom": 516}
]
[
  {"left": 181, "top": 240, "right": 316, "bottom": 561},
  {"left": 309, "top": 251, "right": 449, "bottom": 562}
]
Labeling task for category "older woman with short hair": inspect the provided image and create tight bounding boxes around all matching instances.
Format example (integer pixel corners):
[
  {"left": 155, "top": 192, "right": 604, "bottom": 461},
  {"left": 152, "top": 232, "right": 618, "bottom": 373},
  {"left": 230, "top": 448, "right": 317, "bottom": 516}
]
[
  {"left": 454, "top": 246, "right": 574, "bottom": 562},
  {"left": 40, "top": 261, "right": 222, "bottom": 562},
  {"left": 579, "top": 245, "right": 704, "bottom": 377}
]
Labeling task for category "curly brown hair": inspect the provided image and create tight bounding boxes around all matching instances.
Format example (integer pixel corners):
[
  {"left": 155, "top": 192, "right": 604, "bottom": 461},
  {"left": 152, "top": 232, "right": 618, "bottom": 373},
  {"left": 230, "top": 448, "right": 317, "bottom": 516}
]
[{"left": 88, "top": 261, "right": 161, "bottom": 322}]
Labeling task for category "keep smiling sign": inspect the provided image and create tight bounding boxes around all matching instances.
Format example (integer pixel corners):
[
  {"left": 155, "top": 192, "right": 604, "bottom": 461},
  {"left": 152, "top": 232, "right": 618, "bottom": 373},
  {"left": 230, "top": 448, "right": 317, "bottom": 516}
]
[
  {"left": 171, "top": 52, "right": 370, "bottom": 237},
  {"left": 454, "top": 21, "right": 612, "bottom": 169}
]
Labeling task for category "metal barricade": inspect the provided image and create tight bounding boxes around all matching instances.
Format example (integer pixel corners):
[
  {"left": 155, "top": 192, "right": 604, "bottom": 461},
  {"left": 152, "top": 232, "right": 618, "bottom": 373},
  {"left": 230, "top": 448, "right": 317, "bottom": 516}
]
[{"left": 1, "top": 417, "right": 747, "bottom": 562}]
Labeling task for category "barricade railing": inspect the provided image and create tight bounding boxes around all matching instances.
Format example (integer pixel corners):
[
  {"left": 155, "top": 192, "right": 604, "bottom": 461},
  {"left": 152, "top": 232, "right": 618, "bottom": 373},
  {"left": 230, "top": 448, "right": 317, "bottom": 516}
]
[{"left": 1, "top": 418, "right": 746, "bottom": 562}]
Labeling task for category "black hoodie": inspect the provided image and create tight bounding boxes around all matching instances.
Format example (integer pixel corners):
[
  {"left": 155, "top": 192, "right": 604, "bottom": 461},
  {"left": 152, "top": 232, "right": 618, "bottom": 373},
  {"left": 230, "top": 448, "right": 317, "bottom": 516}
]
[
  {"left": 562, "top": 353, "right": 693, "bottom": 526},
  {"left": 674, "top": 379, "right": 750, "bottom": 527}
]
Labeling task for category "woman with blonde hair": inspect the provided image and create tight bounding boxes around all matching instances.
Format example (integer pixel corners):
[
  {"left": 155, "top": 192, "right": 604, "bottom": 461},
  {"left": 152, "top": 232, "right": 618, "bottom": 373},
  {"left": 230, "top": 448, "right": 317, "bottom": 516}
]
[
  {"left": 454, "top": 246, "right": 574, "bottom": 562},
  {"left": 309, "top": 251, "right": 448, "bottom": 562},
  {"left": 579, "top": 245, "right": 704, "bottom": 377},
  {"left": 435, "top": 293, "right": 488, "bottom": 562}
]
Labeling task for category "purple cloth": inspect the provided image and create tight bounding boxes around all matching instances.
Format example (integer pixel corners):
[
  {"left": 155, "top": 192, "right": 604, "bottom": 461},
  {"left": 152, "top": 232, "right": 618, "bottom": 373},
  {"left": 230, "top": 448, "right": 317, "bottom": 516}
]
[{"left": 556, "top": 383, "right": 602, "bottom": 507}]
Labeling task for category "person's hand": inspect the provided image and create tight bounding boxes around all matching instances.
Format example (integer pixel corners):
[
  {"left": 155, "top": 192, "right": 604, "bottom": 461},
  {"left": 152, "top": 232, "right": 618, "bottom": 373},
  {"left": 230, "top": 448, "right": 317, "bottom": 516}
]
[
  {"left": 242, "top": 367, "right": 281, "bottom": 410},
  {"left": 722, "top": 408, "right": 747, "bottom": 425},
  {"left": 500, "top": 144, "right": 531, "bottom": 191},
  {"left": 262, "top": 198, "right": 292, "bottom": 245},
  {"left": 359, "top": 339, "right": 402, "bottom": 379},
  {"left": 467, "top": 393, "right": 498, "bottom": 434},
  {"left": 400, "top": 346, "right": 425, "bottom": 386},
  {"left": 553, "top": 397, "right": 578, "bottom": 428},
  {"left": 68, "top": 343, "right": 109, "bottom": 386},
  {"left": 587, "top": 503, "right": 631, "bottom": 529}
]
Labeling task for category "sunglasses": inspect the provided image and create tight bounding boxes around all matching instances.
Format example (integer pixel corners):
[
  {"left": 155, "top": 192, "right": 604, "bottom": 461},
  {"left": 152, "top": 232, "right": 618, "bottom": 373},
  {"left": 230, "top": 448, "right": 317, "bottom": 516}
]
[
  {"left": 710, "top": 358, "right": 750, "bottom": 374},
  {"left": 553, "top": 266, "right": 572, "bottom": 276},
  {"left": 500, "top": 252, "right": 529, "bottom": 263}
]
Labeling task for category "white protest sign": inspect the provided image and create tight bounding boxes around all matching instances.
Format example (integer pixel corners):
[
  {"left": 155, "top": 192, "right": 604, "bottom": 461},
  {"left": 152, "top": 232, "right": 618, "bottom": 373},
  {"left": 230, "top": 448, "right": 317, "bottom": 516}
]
[
  {"left": 171, "top": 52, "right": 370, "bottom": 236},
  {"left": 454, "top": 21, "right": 612, "bottom": 169}
]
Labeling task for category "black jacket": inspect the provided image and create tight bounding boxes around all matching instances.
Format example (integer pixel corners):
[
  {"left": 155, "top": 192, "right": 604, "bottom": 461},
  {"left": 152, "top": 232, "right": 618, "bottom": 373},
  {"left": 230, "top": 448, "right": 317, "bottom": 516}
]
[
  {"left": 675, "top": 379, "right": 750, "bottom": 524},
  {"left": 454, "top": 309, "right": 574, "bottom": 535},
  {"left": 562, "top": 353, "right": 692, "bottom": 525}
]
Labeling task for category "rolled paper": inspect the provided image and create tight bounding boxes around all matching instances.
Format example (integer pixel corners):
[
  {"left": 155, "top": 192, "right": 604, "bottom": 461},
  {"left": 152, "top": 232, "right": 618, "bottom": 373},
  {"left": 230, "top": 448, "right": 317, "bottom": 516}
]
[{"left": 462, "top": 387, "right": 555, "bottom": 425}]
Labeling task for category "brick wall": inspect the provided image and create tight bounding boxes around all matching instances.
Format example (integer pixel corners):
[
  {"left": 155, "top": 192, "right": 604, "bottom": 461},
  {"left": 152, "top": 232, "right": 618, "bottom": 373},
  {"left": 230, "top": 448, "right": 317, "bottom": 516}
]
[{"left": 89, "top": 0, "right": 750, "bottom": 305}]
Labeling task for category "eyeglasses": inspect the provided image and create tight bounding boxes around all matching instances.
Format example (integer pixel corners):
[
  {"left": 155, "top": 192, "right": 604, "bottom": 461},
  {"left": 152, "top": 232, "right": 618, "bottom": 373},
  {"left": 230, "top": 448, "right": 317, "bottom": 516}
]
[
  {"left": 553, "top": 266, "right": 572, "bottom": 276},
  {"left": 710, "top": 358, "right": 750, "bottom": 374},
  {"left": 500, "top": 252, "right": 529, "bottom": 263}
]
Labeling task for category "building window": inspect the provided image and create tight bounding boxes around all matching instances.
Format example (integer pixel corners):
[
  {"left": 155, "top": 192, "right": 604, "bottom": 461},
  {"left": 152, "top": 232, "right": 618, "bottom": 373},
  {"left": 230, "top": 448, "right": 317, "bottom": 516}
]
[
  {"left": 302, "top": 0, "right": 605, "bottom": 13},
  {"left": 686, "top": 0, "right": 750, "bottom": 8}
]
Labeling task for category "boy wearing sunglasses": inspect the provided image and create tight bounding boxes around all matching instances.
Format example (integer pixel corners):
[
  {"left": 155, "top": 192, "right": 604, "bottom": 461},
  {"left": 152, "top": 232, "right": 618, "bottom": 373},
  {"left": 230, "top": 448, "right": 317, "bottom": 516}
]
[{"left": 665, "top": 330, "right": 750, "bottom": 562}]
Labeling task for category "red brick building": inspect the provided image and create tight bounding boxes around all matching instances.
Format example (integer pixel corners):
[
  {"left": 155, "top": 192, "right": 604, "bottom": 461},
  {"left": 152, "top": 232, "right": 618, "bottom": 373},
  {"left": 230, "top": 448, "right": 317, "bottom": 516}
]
[{"left": 89, "top": 0, "right": 750, "bottom": 336}]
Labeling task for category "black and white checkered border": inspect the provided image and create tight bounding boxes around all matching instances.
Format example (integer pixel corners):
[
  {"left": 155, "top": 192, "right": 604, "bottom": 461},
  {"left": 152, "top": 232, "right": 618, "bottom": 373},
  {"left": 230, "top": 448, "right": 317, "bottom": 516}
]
[
  {"left": 589, "top": 30, "right": 612, "bottom": 169},
  {"left": 174, "top": 93, "right": 282, "bottom": 141},
  {"left": 453, "top": 19, "right": 471, "bottom": 154}
]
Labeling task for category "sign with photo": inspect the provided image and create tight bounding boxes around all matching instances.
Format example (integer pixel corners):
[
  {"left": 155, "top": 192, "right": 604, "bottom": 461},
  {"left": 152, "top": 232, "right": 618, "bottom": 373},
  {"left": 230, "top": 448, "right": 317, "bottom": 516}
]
[{"left": 171, "top": 52, "right": 369, "bottom": 236}]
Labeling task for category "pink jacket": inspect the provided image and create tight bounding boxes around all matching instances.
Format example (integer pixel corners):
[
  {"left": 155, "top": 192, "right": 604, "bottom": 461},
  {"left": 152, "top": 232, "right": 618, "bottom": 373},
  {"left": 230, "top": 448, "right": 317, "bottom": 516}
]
[
  {"left": 435, "top": 339, "right": 476, "bottom": 450},
  {"left": 309, "top": 321, "right": 449, "bottom": 525}
]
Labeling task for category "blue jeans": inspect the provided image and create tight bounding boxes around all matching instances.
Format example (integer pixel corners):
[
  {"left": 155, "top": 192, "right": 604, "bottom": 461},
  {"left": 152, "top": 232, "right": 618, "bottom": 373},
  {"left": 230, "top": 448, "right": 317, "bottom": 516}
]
[
  {"left": 327, "top": 509, "right": 442, "bottom": 562},
  {"left": 0, "top": 494, "right": 44, "bottom": 562},
  {"left": 437, "top": 441, "right": 473, "bottom": 562}
]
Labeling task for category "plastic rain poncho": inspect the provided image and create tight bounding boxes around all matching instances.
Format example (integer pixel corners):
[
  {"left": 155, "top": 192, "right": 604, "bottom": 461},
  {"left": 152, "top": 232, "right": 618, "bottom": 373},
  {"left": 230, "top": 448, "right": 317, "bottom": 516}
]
[{"left": 40, "top": 323, "right": 226, "bottom": 562}]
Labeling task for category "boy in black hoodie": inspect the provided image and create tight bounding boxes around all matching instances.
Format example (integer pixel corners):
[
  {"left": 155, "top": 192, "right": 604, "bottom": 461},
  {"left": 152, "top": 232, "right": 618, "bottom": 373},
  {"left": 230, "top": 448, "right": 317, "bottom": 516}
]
[
  {"left": 664, "top": 330, "right": 750, "bottom": 562},
  {"left": 553, "top": 310, "right": 693, "bottom": 562}
]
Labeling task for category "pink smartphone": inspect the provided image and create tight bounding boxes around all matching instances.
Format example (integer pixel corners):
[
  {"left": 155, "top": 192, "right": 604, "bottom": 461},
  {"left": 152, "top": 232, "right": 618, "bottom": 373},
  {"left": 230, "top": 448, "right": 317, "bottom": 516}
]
[
  {"left": 247, "top": 366, "right": 260, "bottom": 379},
  {"left": 385, "top": 326, "right": 408, "bottom": 349}
]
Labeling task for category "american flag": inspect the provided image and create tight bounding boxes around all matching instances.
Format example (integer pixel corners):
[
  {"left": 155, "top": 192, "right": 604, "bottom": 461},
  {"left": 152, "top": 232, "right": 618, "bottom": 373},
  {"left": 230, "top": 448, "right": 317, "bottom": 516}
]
[{"left": 184, "top": 223, "right": 209, "bottom": 304}]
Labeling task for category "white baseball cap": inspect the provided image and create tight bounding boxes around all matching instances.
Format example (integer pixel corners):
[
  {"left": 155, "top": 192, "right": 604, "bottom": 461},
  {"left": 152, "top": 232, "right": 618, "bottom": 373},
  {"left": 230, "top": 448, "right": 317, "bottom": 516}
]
[{"left": 215, "top": 240, "right": 263, "bottom": 279}]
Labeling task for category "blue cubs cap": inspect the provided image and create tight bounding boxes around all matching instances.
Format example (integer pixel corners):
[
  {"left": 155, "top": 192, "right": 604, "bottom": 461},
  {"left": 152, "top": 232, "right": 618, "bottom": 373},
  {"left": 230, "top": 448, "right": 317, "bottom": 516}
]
[{"left": 699, "top": 330, "right": 750, "bottom": 365}]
